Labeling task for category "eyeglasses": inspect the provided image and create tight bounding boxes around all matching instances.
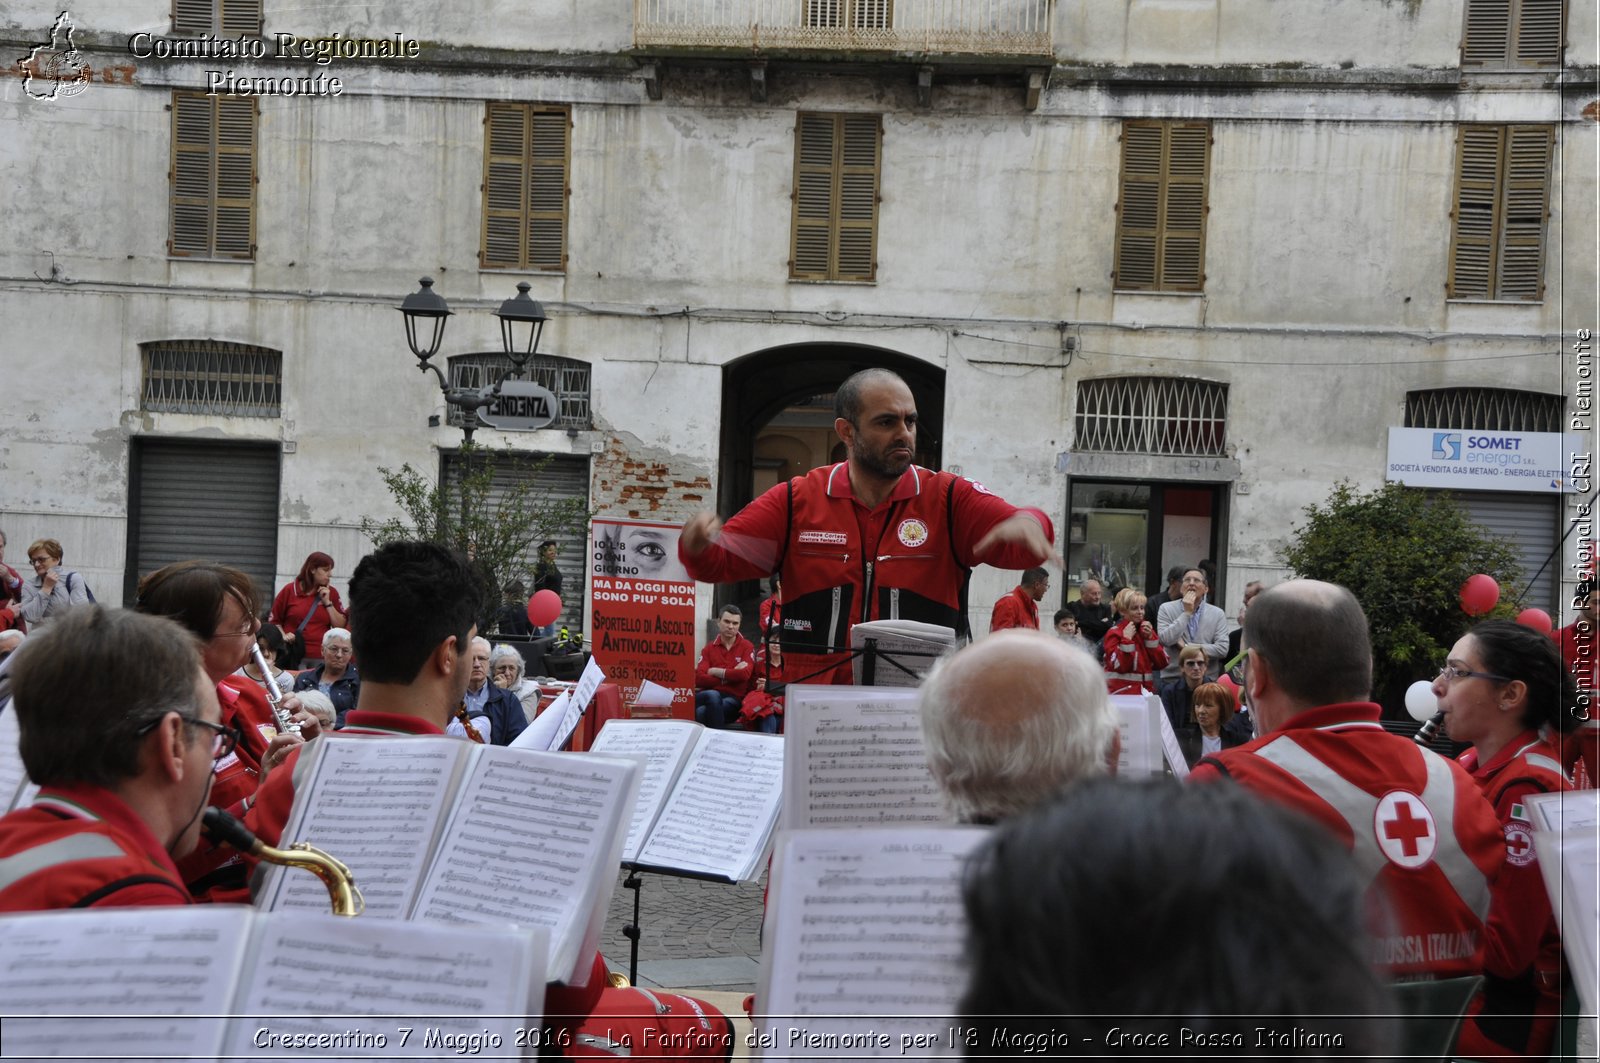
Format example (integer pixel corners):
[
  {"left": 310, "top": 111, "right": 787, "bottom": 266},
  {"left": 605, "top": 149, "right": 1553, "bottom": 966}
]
[
  {"left": 133, "top": 713, "right": 241, "bottom": 761},
  {"left": 28, "top": 556, "right": 52, "bottom": 568},
  {"left": 211, "top": 617, "right": 260, "bottom": 641},
  {"left": 1436, "top": 664, "right": 1512, "bottom": 685}
]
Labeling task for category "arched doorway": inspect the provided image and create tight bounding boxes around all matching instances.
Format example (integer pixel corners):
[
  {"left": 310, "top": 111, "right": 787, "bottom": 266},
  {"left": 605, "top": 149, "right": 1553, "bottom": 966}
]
[{"left": 714, "top": 344, "right": 946, "bottom": 621}]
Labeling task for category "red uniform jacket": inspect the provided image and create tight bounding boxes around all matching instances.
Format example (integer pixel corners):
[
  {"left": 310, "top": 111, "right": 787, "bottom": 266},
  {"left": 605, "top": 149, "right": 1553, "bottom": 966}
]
[
  {"left": 989, "top": 585, "right": 1040, "bottom": 632},
  {"left": 0, "top": 785, "right": 190, "bottom": 911},
  {"left": 1190, "top": 703, "right": 1506, "bottom": 982},
  {"left": 1103, "top": 620, "right": 1167, "bottom": 694}
]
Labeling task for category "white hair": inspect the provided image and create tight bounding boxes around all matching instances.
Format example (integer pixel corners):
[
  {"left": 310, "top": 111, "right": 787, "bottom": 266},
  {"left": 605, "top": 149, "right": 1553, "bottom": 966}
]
[
  {"left": 294, "top": 688, "right": 337, "bottom": 730},
  {"left": 920, "top": 629, "right": 1118, "bottom": 824},
  {"left": 0, "top": 630, "right": 24, "bottom": 652},
  {"left": 322, "top": 627, "right": 352, "bottom": 646},
  {"left": 470, "top": 635, "right": 491, "bottom": 654},
  {"left": 488, "top": 643, "right": 524, "bottom": 682}
]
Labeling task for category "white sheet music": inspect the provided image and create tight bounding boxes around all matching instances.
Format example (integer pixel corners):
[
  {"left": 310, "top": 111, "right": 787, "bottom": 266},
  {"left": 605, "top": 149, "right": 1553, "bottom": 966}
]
[
  {"left": 635, "top": 730, "right": 784, "bottom": 881},
  {"left": 0, "top": 705, "right": 30, "bottom": 811},
  {"left": 1157, "top": 701, "right": 1189, "bottom": 778},
  {"left": 1533, "top": 830, "right": 1599, "bottom": 1022},
  {"left": 513, "top": 689, "right": 571, "bottom": 752},
  {"left": 261, "top": 737, "right": 468, "bottom": 918},
  {"left": 548, "top": 657, "right": 608, "bottom": 751},
  {"left": 1112, "top": 694, "right": 1161, "bottom": 776},
  {"left": 223, "top": 913, "right": 547, "bottom": 1058},
  {"left": 756, "top": 827, "right": 989, "bottom": 1059},
  {"left": 1524, "top": 788, "right": 1600, "bottom": 832},
  {"left": 782, "top": 686, "right": 947, "bottom": 830},
  {"left": 588, "top": 719, "right": 701, "bottom": 862},
  {"left": 413, "top": 747, "right": 638, "bottom": 984},
  {"left": 849, "top": 620, "right": 954, "bottom": 688},
  {"left": 0, "top": 907, "right": 242, "bottom": 1058}
]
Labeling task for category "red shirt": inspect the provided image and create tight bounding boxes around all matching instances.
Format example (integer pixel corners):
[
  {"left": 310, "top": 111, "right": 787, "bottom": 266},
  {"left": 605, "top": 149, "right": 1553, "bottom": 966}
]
[
  {"left": 269, "top": 582, "right": 345, "bottom": 661},
  {"left": 989, "top": 585, "right": 1040, "bottom": 632},
  {"left": 696, "top": 635, "right": 756, "bottom": 698}
]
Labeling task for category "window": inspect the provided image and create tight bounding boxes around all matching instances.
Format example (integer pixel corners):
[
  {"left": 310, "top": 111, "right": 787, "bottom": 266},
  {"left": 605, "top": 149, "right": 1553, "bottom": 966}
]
[
  {"left": 140, "top": 340, "right": 281, "bottom": 417},
  {"left": 1448, "top": 125, "right": 1553, "bottom": 301},
  {"left": 170, "top": 92, "right": 256, "bottom": 260},
  {"left": 446, "top": 353, "right": 593, "bottom": 430},
  {"left": 481, "top": 103, "right": 570, "bottom": 272},
  {"left": 805, "top": 0, "right": 891, "bottom": 29},
  {"left": 1405, "top": 387, "right": 1562, "bottom": 432},
  {"left": 1462, "top": 0, "right": 1564, "bottom": 67},
  {"left": 1074, "top": 377, "right": 1228, "bottom": 457},
  {"left": 172, "top": 0, "right": 261, "bottom": 34},
  {"left": 1114, "top": 121, "right": 1210, "bottom": 292},
  {"left": 791, "top": 112, "right": 882, "bottom": 282}
]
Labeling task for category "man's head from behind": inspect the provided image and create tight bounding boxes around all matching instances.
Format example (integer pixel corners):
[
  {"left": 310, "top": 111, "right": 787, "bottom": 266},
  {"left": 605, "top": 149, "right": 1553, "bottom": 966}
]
[
  {"left": 13, "top": 606, "right": 209, "bottom": 790},
  {"left": 348, "top": 541, "right": 482, "bottom": 685},
  {"left": 920, "top": 630, "right": 1117, "bottom": 824},
  {"left": 1243, "top": 579, "right": 1373, "bottom": 732}
]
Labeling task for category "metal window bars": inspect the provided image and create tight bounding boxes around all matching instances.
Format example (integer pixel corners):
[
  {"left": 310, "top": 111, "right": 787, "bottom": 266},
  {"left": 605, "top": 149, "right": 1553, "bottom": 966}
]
[
  {"left": 1404, "top": 387, "right": 1561, "bottom": 433},
  {"left": 140, "top": 341, "right": 281, "bottom": 417},
  {"left": 1073, "top": 376, "right": 1229, "bottom": 457},
  {"left": 445, "top": 353, "right": 593, "bottom": 430}
]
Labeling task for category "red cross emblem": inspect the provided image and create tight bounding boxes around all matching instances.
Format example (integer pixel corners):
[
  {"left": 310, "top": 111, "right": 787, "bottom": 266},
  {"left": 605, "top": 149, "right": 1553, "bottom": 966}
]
[
  {"left": 1374, "top": 791, "right": 1437, "bottom": 868},
  {"left": 1504, "top": 824, "right": 1535, "bottom": 867}
]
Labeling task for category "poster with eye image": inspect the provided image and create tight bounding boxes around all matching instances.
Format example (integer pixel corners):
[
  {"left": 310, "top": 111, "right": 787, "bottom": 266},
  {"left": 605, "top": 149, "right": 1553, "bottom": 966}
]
[{"left": 590, "top": 518, "right": 696, "bottom": 717}]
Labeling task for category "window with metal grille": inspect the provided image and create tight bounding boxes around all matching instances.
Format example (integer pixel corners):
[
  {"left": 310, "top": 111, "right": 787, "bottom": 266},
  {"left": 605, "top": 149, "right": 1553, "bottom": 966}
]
[
  {"left": 1462, "top": 0, "right": 1564, "bottom": 68},
  {"left": 1405, "top": 388, "right": 1562, "bottom": 432},
  {"left": 140, "top": 341, "right": 282, "bottom": 417},
  {"left": 1074, "top": 377, "right": 1229, "bottom": 456},
  {"left": 170, "top": 91, "right": 256, "bottom": 260},
  {"left": 804, "top": 0, "right": 892, "bottom": 28},
  {"left": 1448, "top": 125, "right": 1553, "bottom": 302},
  {"left": 172, "top": 0, "right": 262, "bottom": 35},
  {"left": 481, "top": 103, "right": 570, "bottom": 272},
  {"left": 446, "top": 354, "right": 593, "bottom": 430},
  {"left": 1114, "top": 120, "right": 1210, "bottom": 292},
  {"left": 791, "top": 112, "right": 882, "bottom": 282}
]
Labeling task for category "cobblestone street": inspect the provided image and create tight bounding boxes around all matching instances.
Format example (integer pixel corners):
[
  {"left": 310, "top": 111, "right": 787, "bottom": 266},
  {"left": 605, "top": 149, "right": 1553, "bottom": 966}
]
[{"left": 599, "top": 868, "right": 767, "bottom": 993}]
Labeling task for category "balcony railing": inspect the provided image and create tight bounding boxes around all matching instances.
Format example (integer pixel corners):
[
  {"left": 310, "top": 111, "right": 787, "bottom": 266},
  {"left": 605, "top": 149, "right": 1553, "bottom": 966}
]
[{"left": 635, "top": 0, "right": 1053, "bottom": 57}]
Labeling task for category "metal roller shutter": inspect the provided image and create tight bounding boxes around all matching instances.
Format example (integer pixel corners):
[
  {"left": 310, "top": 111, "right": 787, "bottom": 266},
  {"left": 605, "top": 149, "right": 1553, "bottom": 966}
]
[
  {"left": 128, "top": 439, "right": 280, "bottom": 604},
  {"left": 1443, "top": 491, "right": 1559, "bottom": 613},
  {"left": 441, "top": 451, "right": 591, "bottom": 630}
]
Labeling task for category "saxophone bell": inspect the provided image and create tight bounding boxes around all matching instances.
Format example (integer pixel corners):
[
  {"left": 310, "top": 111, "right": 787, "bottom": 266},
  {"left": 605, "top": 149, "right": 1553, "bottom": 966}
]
[{"left": 201, "top": 807, "right": 364, "bottom": 916}]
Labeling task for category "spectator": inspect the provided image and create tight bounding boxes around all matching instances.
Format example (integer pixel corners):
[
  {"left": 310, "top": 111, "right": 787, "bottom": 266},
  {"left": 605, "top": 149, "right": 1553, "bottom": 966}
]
[
  {"left": 0, "top": 528, "right": 24, "bottom": 632},
  {"left": 292, "top": 627, "right": 360, "bottom": 729},
  {"left": 1178, "top": 681, "right": 1248, "bottom": 767},
  {"left": 1157, "top": 643, "right": 1209, "bottom": 734},
  {"left": 495, "top": 580, "right": 533, "bottom": 638},
  {"left": 490, "top": 642, "right": 541, "bottom": 724},
  {"left": 695, "top": 606, "right": 754, "bottom": 729},
  {"left": 1102, "top": 587, "right": 1165, "bottom": 694},
  {"left": 960, "top": 778, "right": 1395, "bottom": 1057},
  {"left": 1051, "top": 609, "right": 1094, "bottom": 655},
  {"left": 531, "top": 540, "right": 564, "bottom": 638},
  {"left": 758, "top": 577, "right": 782, "bottom": 641},
  {"left": 1158, "top": 564, "right": 1186, "bottom": 606},
  {"left": 293, "top": 688, "right": 337, "bottom": 732},
  {"left": 1188, "top": 579, "right": 1507, "bottom": 983},
  {"left": 1064, "top": 577, "right": 1114, "bottom": 658},
  {"left": 1155, "top": 566, "right": 1229, "bottom": 681},
  {"left": 738, "top": 639, "right": 787, "bottom": 734},
  {"left": 921, "top": 629, "right": 1117, "bottom": 824},
  {"left": 1224, "top": 579, "right": 1266, "bottom": 674},
  {"left": 0, "top": 606, "right": 227, "bottom": 911},
  {"left": 990, "top": 567, "right": 1049, "bottom": 632},
  {"left": 460, "top": 635, "right": 526, "bottom": 746},
  {"left": 236, "top": 622, "right": 296, "bottom": 698},
  {"left": 0, "top": 630, "right": 23, "bottom": 664},
  {"left": 20, "top": 539, "right": 91, "bottom": 631},
  {"left": 270, "top": 551, "right": 347, "bottom": 668}
]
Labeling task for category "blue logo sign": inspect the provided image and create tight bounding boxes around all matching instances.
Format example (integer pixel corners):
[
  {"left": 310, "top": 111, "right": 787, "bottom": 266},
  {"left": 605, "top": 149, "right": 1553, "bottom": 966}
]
[{"left": 1431, "top": 433, "right": 1462, "bottom": 460}]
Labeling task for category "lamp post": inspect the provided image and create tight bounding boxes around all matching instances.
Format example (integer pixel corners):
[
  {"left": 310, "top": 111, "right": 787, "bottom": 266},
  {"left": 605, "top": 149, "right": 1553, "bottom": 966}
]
[{"left": 397, "top": 276, "right": 548, "bottom": 445}]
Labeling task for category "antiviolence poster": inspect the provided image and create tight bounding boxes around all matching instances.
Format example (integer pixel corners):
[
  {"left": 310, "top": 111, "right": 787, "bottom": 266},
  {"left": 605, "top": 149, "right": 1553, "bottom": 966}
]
[{"left": 589, "top": 518, "right": 696, "bottom": 717}]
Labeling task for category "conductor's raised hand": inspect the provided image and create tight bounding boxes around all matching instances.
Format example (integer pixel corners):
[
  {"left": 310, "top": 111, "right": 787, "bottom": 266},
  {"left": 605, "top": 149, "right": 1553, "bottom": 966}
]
[
  {"left": 680, "top": 511, "right": 723, "bottom": 557},
  {"left": 972, "top": 512, "right": 1061, "bottom": 568}
]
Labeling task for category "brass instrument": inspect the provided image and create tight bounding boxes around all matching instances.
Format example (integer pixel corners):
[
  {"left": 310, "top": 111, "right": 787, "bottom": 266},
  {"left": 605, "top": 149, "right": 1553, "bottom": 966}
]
[
  {"left": 455, "top": 701, "right": 486, "bottom": 744},
  {"left": 201, "top": 807, "right": 364, "bottom": 916},
  {"left": 250, "top": 642, "right": 301, "bottom": 737}
]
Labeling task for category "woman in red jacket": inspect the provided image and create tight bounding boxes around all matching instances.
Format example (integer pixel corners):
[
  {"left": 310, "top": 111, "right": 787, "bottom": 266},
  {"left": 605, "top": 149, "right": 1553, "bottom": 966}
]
[
  {"left": 1102, "top": 588, "right": 1167, "bottom": 694},
  {"left": 270, "top": 551, "right": 346, "bottom": 668}
]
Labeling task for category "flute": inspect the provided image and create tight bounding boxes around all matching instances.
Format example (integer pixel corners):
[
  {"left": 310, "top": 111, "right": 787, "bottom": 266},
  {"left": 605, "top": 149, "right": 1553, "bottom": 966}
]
[{"left": 250, "top": 642, "right": 301, "bottom": 737}]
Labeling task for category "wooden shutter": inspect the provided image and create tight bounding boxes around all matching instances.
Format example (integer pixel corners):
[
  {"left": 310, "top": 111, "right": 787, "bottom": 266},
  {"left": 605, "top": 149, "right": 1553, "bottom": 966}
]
[
  {"left": 1114, "top": 121, "right": 1209, "bottom": 292},
  {"left": 1513, "top": 0, "right": 1564, "bottom": 65},
  {"left": 173, "top": 0, "right": 261, "bottom": 34},
  {"left": 481, "top": 103, "right": 569, "bottom": 271},
  {"left": 1448, "top": 125, "right": 1551, "bottom": 301},
  {"left": 1463, "top": 0, "right": 1564, "bottom": 66},
  {"left": 1463, "top": 0, "right": 1512, "bottom": 64},
  {"left": 790, "top": 113, "right": 881, "bottom": 282},
  {"left": 170, "top": 92, "right": 255, "bottom": 260}
]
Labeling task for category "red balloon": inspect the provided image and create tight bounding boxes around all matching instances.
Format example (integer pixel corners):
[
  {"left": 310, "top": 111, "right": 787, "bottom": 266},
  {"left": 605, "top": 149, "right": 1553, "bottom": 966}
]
[
  {"left": 1218, "top": 673, "right": 1242, "bottom": 706},
  {"left": 1459, "top": 574, "right": 1500, "bottom": 616},
  {"left": 1516, "top": 607, "right": 1553, "bottom": 635},
  {"left": 526, "top": 589, "right": 562, "bottom": 628}
]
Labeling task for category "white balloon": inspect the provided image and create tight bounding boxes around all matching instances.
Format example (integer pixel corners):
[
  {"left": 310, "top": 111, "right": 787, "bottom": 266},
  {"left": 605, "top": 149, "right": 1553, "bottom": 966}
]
[{"left": 1404, "top": 680, "right": 1438, "bottom": 722}]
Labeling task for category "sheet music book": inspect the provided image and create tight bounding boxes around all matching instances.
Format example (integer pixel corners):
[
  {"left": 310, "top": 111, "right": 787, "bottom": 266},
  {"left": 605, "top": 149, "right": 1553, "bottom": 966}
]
[
  {"left": 254, "top": 735, "right": 639, "bottom": 985},
  {"left": 1532, "top": 829, "right": 1599, "bottom": 1022},
  {"left": 754, "top": 827, "right": 990, "bottom": 1058},
  {"left": 849, "top": 620, "right": 955, "bottom": 687},
  {"left": 0, "top": 906, "right": 546, "bottom": 1058},
  {"left": 780, "top": 685, "right": 948, "bottom": 830},
  {"left": 587, "top": 719, "right": 784, "bottom": 882},
  {"left": 0, "top": 705, "right": 31, "bottom": 812},
  {"left": 1111, "top": 694, "right": 1165, "bottom": 776},
  {"left": 512, "top": 657, "right": 609, "bottom": 752}
]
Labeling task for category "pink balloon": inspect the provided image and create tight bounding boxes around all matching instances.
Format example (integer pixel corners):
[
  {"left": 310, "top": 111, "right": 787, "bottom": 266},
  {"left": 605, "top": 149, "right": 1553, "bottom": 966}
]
[
  {"left": 1218, "top": 673, "right": 1242, "bottom": 706},
  {"left": 1459, "top": 574, "right": 1500, "bottom": 616},
  {"left": 526, "top": 589, "right": 562, "bottom": 628},
  {"left": 1516, "top": 607, "right": 1553, "bottom": 635}
]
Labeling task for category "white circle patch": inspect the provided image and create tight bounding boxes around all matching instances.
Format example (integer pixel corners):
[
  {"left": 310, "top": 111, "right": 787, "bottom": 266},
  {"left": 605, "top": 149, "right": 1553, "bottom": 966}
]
[
  {"left": 1504, "top": 824, "right": 1536, "bottom": 867},
  {"left": 1373, "top": 790, "right": 1437, "bottom": 869},
  {"left": 897, "top": 518, "right": 929, "bottom": 548}
]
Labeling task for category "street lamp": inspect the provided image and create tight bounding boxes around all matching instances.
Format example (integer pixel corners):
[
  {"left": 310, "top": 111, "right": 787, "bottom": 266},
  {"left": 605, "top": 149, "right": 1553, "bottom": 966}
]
[{"left": 397, "top": 276, "right": 548, "bottom": 444}]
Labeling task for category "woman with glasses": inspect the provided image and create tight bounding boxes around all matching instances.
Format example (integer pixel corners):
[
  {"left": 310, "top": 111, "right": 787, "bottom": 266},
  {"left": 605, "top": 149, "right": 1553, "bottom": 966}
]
[
  {"left": 1432, "top": 619, "right": 1577, "bottom": 1060},
  {"left": 292, "top": 628, "right": 360, "bottom": 729},
  {"left": 18, "top": 538, "right": 92, "bottom": 632}
]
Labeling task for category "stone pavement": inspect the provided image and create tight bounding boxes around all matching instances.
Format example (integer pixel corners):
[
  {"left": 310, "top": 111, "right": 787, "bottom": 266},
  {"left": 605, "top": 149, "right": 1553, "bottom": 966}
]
[{"left": 598, "top": 868, "right": 767, "bottom": 994}]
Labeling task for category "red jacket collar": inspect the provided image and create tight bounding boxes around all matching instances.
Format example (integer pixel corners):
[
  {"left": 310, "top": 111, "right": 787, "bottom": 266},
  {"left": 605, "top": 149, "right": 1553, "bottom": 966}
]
[
  {"left": 339, "top": 710, "right": 445, "bottom": 736},
  {"left": 1276, "top": 701, "right": 1385, "bottom": 731},
  {"left": 824, "top": 463, "right": 925, "bottom": 503},
  {"left": 31, "top": 783, "right": 184, "bottom": 878}
]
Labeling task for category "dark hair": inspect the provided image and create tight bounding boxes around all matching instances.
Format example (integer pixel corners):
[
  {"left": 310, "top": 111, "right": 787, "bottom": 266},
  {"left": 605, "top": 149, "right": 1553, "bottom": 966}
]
[
  {"left": 1022, "top": 567, "right": 1049, "bottom": 588},
  {"left": 833, "top": 368, "right": 906, "bottom": 425},
  {"left": 960, "top": 778, "right": 1394, "bottom": 1057},
  {"left": 295, "top": 551, "right": 335, "bottom": 594},
  {"left": 1052, "top": 609, "right": 1073, "bottom": 627},
  {"left": 13, "top": 606, "right": 204, "bottom": 788},
  {"left": 257, "top": 622, "right": 289, "bottom": 664},
  {"left": 1165, "top": 565, "right": 1186, "bottom": 583},
  {"left": 136, "top": 560, "right": 261, "bottom": 641},
  {"left": 1468, "top": 619, "right": 1581, "bottom": 734},
  {"left": 1191, "top": 681, "right": 1235, "bottom": 725},
  {"left": 1245, "top": 580, "right": 1372, "bottom": 706},
  {"left": 348, "top": 541, "right": 482, "bottom": 684},
  {"left": 719, "top": 604, "right": 743, "bottom": 619},
  {"left": 539, "top": 540, "right": 557, "bottom": 551}
]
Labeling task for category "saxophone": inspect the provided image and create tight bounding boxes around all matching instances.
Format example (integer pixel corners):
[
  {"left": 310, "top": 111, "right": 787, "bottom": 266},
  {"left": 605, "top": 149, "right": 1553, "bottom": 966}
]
[{"left": 201, "top": 807, "right": 364, "bottom": 916}]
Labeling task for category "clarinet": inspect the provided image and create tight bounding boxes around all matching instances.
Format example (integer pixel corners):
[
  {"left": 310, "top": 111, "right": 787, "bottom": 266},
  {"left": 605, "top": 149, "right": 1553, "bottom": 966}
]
[
  {"left": 1413, "top": 711, "right": 1445, "bottom": 747},
  {"left": 250, "top": 643, "right": 301, "bottom": 737},
  {"left": 454, "top": 700, "right": 485, "bottom": 744}
]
